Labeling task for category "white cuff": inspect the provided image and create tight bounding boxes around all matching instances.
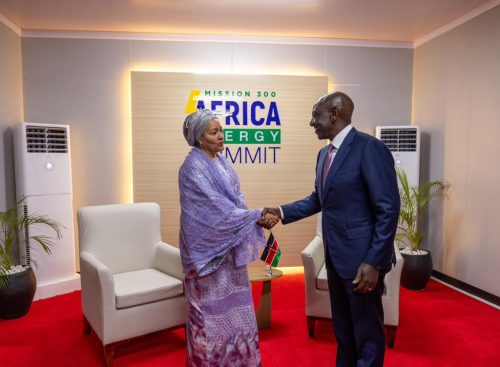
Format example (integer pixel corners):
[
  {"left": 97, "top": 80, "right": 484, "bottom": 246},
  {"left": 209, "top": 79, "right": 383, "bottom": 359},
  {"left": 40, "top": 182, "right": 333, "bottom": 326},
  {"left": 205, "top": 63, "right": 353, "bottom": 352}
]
[{"left": 278, "top": 206, "right": 284, "bottom": 220}]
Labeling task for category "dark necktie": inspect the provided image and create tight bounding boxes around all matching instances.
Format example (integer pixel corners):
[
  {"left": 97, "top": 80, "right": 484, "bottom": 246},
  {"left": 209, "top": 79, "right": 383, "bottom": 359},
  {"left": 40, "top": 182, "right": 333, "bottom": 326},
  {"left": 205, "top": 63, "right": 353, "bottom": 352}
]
[{"left": 322, "top": 144, "right": 335, "bottom": 187}]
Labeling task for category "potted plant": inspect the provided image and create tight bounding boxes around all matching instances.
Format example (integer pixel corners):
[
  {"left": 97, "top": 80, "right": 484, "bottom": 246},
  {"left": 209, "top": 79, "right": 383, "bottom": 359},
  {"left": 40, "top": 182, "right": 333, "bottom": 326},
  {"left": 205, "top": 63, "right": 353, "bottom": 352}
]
[
  {"left": 0, "top": 197, "right": 62, "bottom": 319},
  {"left": 396, "top": 169, "right": 448, "bottom": 290}
]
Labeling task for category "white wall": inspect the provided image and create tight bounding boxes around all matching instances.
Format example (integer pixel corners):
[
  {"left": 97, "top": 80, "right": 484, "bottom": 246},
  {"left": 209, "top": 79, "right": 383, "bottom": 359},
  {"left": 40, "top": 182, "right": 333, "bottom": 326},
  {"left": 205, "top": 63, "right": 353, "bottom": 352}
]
[
  {"left": 0, "top": 22, "right": 22, "bottom": 211},
  {"left": 21, "top": 36, "right": 413, "bottom": 263},
  {"left": 413, "top": 5, "right": 500, "bottom": 296}
]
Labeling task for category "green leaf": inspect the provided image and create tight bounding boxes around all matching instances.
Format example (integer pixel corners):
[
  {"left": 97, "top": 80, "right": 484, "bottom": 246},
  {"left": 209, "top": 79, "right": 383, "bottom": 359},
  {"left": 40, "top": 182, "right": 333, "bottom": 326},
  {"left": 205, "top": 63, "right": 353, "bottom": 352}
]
[
  {"left": 396, "top": 169, "right": 448, "bottom": 251},
  {"left": 1, "top": 196, "right": 64, "bottom": 289}
]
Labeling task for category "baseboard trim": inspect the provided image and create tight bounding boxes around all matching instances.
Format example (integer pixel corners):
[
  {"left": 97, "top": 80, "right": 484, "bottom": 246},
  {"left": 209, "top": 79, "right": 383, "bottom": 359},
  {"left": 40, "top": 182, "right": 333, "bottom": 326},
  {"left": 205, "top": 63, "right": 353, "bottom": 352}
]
[
  {"left": 432, "top": 270, "right": 499, "bottom": 308},
  {"left": 34, "top": 274, "right": 81, "bottom": 301}
]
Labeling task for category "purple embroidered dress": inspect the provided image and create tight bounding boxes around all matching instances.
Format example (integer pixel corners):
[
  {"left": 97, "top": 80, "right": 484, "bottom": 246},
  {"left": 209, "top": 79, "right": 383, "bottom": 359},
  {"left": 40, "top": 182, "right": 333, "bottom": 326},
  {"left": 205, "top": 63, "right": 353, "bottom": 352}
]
[{"left": 179, "top": 147, "right": 266, "bottom": 367}]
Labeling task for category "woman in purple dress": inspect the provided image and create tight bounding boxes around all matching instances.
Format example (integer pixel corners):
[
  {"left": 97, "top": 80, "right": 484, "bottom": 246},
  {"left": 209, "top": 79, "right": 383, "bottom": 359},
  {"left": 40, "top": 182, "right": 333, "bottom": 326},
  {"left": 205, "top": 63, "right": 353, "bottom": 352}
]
[{"left": 179, "top": 109, "right": 276, "bottom": 367}]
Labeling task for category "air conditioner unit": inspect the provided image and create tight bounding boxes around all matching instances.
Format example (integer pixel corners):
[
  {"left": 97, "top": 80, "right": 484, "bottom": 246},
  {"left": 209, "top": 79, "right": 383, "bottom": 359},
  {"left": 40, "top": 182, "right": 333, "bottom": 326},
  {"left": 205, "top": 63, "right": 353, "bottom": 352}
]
[
  {"left": 375, "top": 125, "right": 420, "bottom": 187},
  {"left": 13, "top": 122, "right": 80, "bottom": 300}
]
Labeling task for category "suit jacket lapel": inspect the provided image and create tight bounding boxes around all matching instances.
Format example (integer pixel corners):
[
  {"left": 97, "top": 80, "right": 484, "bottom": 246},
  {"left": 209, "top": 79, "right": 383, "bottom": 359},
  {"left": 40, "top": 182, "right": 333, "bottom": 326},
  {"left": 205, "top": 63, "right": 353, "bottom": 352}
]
[
  {"left": 317, "top": 145, "right": 329, "bottom": 198},
  {"left": 321, "top": 128, "right": 356, "bottom": 202}
]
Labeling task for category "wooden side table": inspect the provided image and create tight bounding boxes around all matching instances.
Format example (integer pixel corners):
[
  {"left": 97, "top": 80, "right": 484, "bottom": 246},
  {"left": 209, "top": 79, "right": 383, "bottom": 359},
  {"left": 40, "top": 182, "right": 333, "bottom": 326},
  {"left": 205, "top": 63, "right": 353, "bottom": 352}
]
[{"left": 248, "top": 266, "right": 283, "bottom": 328}]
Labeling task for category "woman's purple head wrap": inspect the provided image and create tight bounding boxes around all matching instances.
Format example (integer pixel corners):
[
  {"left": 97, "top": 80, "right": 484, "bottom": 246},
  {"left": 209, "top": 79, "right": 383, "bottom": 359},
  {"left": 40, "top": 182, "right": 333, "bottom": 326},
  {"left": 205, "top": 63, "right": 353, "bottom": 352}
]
[{"left": 183, "top": 109, "right": 218, "bottom": 146}]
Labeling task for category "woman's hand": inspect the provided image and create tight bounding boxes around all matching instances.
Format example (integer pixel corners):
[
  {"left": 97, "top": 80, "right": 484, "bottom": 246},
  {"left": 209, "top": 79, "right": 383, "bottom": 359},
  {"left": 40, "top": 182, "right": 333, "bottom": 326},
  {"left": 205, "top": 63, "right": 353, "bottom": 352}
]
[{"left": 257, "top": 211, "right": 280, "bottom": 229}]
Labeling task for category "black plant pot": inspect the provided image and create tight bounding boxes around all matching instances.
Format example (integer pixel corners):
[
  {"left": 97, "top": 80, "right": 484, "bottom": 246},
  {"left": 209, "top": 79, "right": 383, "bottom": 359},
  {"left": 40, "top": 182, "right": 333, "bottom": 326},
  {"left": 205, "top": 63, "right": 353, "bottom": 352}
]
[
  {"left": 400, "top": 250, "right": 433, "bottom": 290},
  {"left": 0, "top": 267, "right": 37, "bottom": 319}
]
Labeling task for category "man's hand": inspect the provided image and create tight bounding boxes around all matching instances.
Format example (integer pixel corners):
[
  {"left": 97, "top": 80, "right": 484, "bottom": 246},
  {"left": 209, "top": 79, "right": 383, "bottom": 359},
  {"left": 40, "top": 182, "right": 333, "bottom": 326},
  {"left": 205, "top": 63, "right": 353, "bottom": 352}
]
[
  {"left": 257, "top": 207, "right": 281, "bottom": 229},
  {"left": 261, "top": 207, "right": 281, "bottom": 219},
  {"left": 352, "top": 263, "right": 380, "bottom": 294}
]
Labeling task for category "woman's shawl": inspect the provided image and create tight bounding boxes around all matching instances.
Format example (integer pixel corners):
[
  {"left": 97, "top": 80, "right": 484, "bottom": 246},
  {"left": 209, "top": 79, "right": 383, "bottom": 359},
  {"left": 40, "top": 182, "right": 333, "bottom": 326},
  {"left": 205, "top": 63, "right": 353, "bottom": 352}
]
[{"left": 179, "top": 147, "right": 266, "bottom": 277}]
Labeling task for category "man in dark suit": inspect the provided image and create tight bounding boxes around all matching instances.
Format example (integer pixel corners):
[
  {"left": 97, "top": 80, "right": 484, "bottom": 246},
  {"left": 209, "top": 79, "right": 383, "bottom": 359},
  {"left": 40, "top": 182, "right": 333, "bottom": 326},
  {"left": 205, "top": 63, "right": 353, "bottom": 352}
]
[{"left": 263, "top": 91, "right": 400, "bottom": 367}]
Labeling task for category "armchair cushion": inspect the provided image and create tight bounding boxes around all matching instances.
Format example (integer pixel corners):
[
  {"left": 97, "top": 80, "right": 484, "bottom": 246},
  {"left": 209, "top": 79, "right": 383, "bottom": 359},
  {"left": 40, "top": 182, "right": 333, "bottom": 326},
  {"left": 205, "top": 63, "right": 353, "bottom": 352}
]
[{"left": 114, "top": 268, "right": 183, "bottom": 309}]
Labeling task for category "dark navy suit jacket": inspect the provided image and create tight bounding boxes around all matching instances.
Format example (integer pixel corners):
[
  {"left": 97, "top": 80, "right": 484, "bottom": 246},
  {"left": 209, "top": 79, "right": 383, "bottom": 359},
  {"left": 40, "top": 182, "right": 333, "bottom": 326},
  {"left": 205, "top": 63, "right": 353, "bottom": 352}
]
[{"left": 282, "top": 127, "right": 400, "bottom": 279}]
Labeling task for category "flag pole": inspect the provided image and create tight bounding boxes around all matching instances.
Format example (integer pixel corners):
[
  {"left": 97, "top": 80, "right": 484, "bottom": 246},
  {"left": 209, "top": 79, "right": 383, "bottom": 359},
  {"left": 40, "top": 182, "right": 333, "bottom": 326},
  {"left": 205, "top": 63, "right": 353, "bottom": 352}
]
[{"left": 265, "top": 230, "right": 274, "bottom": 277}]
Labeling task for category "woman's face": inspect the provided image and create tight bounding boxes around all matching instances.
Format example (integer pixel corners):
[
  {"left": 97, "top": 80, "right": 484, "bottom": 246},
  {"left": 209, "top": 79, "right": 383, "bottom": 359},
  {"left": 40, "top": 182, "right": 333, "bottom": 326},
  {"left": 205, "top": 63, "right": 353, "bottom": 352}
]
[{"left": 200, "top": 119, "right": 224, "bottom": 157}]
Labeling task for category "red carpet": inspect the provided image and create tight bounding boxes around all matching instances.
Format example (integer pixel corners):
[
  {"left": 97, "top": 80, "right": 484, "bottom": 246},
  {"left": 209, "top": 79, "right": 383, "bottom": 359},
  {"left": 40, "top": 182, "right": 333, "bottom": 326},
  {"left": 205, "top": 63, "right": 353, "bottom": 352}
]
[{"left": 1, "top": 273, "right": 499, "bottom": 366}]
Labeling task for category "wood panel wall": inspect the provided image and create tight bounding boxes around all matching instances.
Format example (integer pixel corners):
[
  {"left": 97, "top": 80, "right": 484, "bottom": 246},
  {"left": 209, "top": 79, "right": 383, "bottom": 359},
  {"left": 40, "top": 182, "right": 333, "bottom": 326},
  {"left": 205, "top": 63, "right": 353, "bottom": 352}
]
[{"left": 132, "top": 72, "right": 327, "bottom": 266}]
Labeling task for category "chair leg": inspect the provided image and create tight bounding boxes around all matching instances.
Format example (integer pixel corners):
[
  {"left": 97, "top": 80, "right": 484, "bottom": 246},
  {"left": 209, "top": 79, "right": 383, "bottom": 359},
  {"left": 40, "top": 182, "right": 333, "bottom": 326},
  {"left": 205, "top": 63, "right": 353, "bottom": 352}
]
[
  {"left": 83, "top": 316, "right": 91, "bottom": 335},
  {"left": 385, "top": 325, "right": 397, "bottom": 349},
  {"left": 104, "top": 344, "right": 115, "bottom": 367},
  {"left": 307, "top": 316, "right": 316, "bottom": 338}
]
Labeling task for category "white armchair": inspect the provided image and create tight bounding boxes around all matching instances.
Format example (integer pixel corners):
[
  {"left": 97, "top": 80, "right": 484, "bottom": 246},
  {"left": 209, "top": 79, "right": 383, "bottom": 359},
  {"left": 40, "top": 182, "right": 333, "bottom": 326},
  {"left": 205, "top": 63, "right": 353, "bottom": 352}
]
[
  {"left": 301, "top": 213, "right": 403, "bottom": 348},
  {"left": 78, "top": 202, "right": 186, "bottom": 366}
]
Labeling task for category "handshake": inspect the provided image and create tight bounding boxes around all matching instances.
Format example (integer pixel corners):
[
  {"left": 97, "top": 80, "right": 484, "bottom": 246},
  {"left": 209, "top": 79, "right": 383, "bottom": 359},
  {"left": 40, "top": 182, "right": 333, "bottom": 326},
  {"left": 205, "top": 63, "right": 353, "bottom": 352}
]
[{"left": 257, "top": 207, "right": 281, "bottom": 230}]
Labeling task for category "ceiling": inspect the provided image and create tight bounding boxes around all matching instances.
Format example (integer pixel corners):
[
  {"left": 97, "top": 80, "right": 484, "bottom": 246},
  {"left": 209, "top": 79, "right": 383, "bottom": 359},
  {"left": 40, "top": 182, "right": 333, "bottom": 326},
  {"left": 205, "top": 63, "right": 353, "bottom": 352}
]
[{"left": 0, "top": 0, "right": 498, "bottom": 43}]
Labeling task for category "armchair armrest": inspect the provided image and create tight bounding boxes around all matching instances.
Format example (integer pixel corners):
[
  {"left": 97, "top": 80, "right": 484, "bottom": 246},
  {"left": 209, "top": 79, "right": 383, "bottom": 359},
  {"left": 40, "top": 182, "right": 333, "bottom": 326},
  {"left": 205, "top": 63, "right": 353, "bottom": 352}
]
[
  {"left": 80, "top": 251, "right": 115, "bottom": 306},
  {"left": 382, "top": 243, "right": 404, "bottom": 327},
  {"left": 384, "top": 243, "right": 404, "bottom": 297},
  {"left": 80, "top": 251, "right": 115, "bottom": 341},
  {"left": 301, "top": 235, "right": 325, "bottom": 288},
  {"left": 153, "top": 241, "right": 184, "bottom": 280}
]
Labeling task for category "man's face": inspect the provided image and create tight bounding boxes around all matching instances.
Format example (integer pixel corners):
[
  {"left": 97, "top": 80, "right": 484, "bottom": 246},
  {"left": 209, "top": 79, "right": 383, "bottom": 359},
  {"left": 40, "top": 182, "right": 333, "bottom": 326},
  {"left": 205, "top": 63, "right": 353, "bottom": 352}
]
[{"left": 310, "top": 102, "right": 334, "bottom": 140}]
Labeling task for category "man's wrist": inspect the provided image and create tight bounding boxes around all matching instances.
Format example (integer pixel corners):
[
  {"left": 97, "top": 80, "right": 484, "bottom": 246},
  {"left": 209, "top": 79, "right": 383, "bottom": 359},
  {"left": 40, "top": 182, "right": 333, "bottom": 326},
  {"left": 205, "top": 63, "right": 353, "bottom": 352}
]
[{"left": 363, "top": 262, "right": 381, "bottom": 271}]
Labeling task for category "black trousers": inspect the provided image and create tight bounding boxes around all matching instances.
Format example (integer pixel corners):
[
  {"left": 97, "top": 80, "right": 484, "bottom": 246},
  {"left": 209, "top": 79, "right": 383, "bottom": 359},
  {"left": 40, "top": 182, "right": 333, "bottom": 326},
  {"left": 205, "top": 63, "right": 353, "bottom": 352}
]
[{"left": 325, "top": 248, "right": 386, "bottom": 367}]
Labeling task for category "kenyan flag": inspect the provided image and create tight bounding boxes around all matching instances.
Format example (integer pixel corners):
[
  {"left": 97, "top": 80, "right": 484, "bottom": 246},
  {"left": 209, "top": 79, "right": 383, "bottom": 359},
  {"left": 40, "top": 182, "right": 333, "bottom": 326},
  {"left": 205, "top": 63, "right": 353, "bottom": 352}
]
[{"left": 260, "top": 233, "right": 281, "bottom": 267}]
